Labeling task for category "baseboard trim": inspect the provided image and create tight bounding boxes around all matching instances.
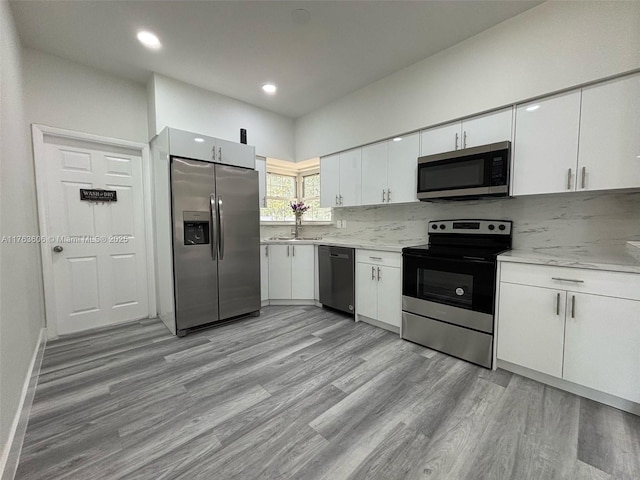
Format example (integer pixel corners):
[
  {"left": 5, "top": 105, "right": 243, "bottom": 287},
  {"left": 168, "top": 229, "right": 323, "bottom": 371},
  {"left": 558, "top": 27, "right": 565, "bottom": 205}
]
[
  {"left": 356, "top": 314, "right": 400, "bottom": 335},
  {"left": 497, "top": 359, "right": 640, "bottom": 416},
  {"left": 267, "top": 299, "right": 316, "bottom": 306},
  {"left": 1, "top": 328, "right": 46, "bottom": 480}
]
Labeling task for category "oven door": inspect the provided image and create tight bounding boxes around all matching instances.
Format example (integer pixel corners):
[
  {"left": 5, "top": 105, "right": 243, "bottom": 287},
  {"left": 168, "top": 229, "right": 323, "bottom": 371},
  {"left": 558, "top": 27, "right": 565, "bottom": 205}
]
[{"left": 402, "top": 253, "right": 496, "bottom": 333}]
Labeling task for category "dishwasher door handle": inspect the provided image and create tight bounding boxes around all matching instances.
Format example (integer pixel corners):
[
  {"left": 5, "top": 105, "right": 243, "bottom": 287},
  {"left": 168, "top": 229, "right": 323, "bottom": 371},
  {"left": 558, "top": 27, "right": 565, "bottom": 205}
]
[{"left": 330, "top": 253, "right": 349, "bottom": 259}]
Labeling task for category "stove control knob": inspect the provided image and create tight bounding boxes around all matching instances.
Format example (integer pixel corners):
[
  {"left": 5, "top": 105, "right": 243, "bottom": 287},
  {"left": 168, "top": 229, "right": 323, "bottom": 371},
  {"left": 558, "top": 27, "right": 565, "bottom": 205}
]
[
  {"left": 439, "top": 224, "right": 446, "bottom": 230},
  {"left": 499, "top": 224, "right": 506, "bottom": 231},
  {"left": 488, "top": 224, "right": 495, "bottom": 231},
  {"left": 432, "top": 224, "right": 438, "bottom": 230}
]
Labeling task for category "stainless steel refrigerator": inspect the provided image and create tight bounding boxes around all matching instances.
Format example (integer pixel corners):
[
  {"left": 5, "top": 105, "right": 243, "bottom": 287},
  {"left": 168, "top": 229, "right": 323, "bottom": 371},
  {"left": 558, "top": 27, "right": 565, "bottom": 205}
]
[
  {"left": 170, "top": 157, "right": 260, "bottom": 335},
  {"left": 150, "top": 128, "right": 260, "bottom": 336}
]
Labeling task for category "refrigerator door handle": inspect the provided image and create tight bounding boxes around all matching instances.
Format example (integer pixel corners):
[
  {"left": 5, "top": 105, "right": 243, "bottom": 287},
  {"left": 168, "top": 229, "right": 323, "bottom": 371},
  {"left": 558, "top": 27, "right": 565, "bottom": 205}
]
[
  {"left": 218, "top": 195, "right": 225, "bottom": 260},
  {"left": 210, "top": 194, "right": 217, "bottom": 261}
]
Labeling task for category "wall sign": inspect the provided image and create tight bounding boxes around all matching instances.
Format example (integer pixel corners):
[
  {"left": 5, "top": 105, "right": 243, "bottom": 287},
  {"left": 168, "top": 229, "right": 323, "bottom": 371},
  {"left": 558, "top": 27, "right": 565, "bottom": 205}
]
[{"left": 80, "top": 189, "right": 117, "bottom": 202}]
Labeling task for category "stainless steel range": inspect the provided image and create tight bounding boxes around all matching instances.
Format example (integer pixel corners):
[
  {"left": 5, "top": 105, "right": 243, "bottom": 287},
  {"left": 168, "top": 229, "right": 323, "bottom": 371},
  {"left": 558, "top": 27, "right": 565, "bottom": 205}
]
[{"left": 401, "top": 219, "right": 512, "bottom": 368}]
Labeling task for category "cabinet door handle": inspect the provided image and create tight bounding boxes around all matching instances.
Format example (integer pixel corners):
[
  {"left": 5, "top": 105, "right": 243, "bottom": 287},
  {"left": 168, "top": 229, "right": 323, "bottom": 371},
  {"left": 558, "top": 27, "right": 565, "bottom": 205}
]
[
  {"left": 340, "top": 195, "right": 343, "bottom": 205},
  {"left": 581, "top": 166, "right": 586, "bottom": 189},
  {"left": 455, "top": 132, "right": 459, "bottom": 150},
  {"left": 265, "top": 245, "right": 268, "bottom": 257},
  {"left": 371, "top": 266, "right": 375, "bottom": 280},
  {"left": 292, "top": 245, "right": 295, "bottom": 257},
  {"left": 218, "top": 147, "right": 222, "bottom": 161},
  {"left": 463, "top": 131, "right": 467, "bottom": 148},
  {"left": 212, "top": 146, "right": 216, "bottom": 161},
  {"left": 387, "top": 189, "right": 391, "bottom": 202},
  {"left": 382, "top": 189, "right": 386, "bottom": 203},
  {"left": 377, "top": 267, "right": 381, "bottom": 281},
  {"left": 552, "top": 277, "right": 584, "bottom": 283},
  {"left": 571, "top": 295, "right": 576, "bottom": 318},
  {"left": 335, "top": 195, "right": 339, "bottom": 206},
  {"left": 556, "top": 293, "right": 560, "bottom": 316},
  {"left": 287, "top": 245, "right": 290, "bottom": 257},
  {"left": 567, "top": 168, "right": 572, "bottom": 190},
  {"left": 369, "top": 256, "right": 382, "bottom": 260}
]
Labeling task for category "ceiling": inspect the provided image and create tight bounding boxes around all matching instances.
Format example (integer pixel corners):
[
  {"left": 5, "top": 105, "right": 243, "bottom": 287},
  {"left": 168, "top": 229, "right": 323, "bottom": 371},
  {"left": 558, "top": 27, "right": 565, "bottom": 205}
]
[{"left": 10, "top": 1, "right": 542, "bottom": 118}]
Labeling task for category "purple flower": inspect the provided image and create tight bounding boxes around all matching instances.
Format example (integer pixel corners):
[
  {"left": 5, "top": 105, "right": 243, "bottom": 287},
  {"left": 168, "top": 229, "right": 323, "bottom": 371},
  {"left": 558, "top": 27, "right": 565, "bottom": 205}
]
[{"left": 290, "top": 201, "right": 310, "bottom": 214}]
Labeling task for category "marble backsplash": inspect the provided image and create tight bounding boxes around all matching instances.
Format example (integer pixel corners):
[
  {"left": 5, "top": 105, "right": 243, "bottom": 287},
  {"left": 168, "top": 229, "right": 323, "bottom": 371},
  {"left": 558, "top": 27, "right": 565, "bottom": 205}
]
[{"left": 261, "top": 190, "right": 640, "bottom": 250}]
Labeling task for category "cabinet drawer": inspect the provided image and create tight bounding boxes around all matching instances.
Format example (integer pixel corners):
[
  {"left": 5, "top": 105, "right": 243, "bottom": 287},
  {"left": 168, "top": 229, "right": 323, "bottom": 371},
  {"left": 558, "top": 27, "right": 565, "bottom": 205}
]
[
  {"left": 500, "top": 262, "right": 640, "bottom": 301},
  {"left": 357, "top": 249, "right": 401, "bottom": 267}
]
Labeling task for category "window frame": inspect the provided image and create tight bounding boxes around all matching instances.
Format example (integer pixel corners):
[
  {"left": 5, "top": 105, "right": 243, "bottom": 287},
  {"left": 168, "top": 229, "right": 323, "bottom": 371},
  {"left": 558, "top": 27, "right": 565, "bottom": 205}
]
[{"left": 260, "top": 163, "right": 332, "bottom": 225}]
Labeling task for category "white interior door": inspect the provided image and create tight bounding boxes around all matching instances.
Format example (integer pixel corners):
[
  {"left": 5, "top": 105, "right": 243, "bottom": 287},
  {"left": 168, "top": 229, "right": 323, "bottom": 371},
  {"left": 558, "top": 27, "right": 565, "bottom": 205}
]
[{"left": 42, "top": 136, "right": 149, "bottom": 335}]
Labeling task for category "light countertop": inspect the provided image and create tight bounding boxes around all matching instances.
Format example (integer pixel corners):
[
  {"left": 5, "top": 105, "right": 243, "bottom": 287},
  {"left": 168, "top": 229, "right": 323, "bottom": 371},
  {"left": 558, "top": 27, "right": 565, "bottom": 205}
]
[
  {"left": 260, "top": 238, "right": 411, "bottom": 253},
  {"left": 498, "top": 242, "right": 640, "bottom": 274}
]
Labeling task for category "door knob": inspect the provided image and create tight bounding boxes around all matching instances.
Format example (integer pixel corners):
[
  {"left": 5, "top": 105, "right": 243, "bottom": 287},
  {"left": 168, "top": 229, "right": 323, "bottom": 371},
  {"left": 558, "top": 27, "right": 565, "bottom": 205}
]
[{"left": 53, "top": 245, "right": 64, "bottom": 253}]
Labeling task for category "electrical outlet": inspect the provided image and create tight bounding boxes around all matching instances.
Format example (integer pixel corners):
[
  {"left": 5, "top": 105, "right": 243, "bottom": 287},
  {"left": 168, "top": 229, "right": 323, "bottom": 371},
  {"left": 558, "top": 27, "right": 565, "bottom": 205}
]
[
  {"left": 336, "top": 220, "right": 342, "bottom": 228},
  {"left": 342, "top": 220, "right": 347, "bottom": 228}
]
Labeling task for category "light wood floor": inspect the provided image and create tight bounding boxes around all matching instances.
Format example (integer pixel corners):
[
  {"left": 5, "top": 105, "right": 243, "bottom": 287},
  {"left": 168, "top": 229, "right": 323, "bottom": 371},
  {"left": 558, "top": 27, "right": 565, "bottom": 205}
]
[{"left": 14, "top": 306, "right": 640, "bottom": 480}]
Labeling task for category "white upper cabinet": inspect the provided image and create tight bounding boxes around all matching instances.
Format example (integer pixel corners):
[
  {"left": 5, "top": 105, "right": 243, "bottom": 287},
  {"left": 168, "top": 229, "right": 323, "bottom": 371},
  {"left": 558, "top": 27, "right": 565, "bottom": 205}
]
[
  {"left": 577, "top": 73, "right": 640, "bottom": 192},
  {"left": 512, "top": 91, "right": 581, "bottom": 196},
  {"left": 387, "top": 132, "right": 420, "bottom": 204},
  {"left": 255, "top": 158, "right": 267, "bottom": 208},
  {"left": 216, "top": 137, "right": 255, "bottom": 169},
  {"left": 360, "top": 133, "right": 420, "bottom": 206},
  {"left": 167, "top": 129, "right": 255, "bottom": 168},
  {"left": 320, "top": 154, "right": 340, "bottom": 207},
  {"left": 339, "top": 148, "right": 362, "bottom": 206},
  {"left": 168, "top": 129, "right": 217, "bottom": 162},
  {"left": 361, "top": 141, "right": 388, "bottom": 205},
  {"left": 320, "top": 149, "right": 362, "bottom": 207},
  {"left": 420, "top": 108, "right": 513, "bottom": 156},
  {"left": 461, "top": 108, "right": 513, "bottom": 148},
  {"left": 420, "top": 122, "right": 462, "bottom": 156}
]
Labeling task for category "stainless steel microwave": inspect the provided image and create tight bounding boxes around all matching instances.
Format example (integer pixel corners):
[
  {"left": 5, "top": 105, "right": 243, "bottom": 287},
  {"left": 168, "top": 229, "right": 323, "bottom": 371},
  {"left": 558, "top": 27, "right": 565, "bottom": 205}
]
[{"left": 417, "top": 141, "right": 510, "bottom": 200}]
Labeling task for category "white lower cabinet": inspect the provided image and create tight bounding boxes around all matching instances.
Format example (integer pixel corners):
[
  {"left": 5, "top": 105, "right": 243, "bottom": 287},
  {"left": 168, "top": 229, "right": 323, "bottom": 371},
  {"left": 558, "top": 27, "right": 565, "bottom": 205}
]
[
  {"left": 356, "top": 251, "right": 402, "bottom": 331},
  {"left": 291, "top": 245, "right": 315, "bottom": 300},
  {"left": 267, "top": 244, "right": 314, "bottom": 301},
  {"left": 563, "top": 293, "right": 640, "bottom": 403},
  {"left": 260, "top": 245, "right": 269, "bottom": 302},
  {"left": 497, "top": 282, "right": 565, "bottom": 378},
  {"left": 497, "top": 262, "right": 640, "bottom": 407}
]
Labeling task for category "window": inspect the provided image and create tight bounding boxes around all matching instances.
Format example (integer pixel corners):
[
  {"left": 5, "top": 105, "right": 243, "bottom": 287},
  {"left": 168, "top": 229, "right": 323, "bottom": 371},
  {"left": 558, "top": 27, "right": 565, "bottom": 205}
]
[
  {"left": 259, "top": 160, "right": 332, "bottom": 223},
  {"left": 260, "top": 173, "right": 297, "bottom": 221},
  {"left": 301, "top": 173, "right": 331, "bottom": 221}
]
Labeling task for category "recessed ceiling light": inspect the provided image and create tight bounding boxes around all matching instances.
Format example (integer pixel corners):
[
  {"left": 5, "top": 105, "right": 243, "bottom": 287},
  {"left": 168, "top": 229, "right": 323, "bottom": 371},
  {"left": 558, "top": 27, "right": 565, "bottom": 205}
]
[
  {"left": 292, "top": 8, "right": 311, "bottom": 24},
  {"left": 194, "top": 137, "right": 204, "bottom": 143},
  {"left": 526, "top": 105, "right": 540, "bottom": 112},
  {"left": 137, "top": 30, "right": 161, "bottom": 50},
  {"left": 393, "top": 137, "right": 403, "bottom": 142},
  {"left": 262, "top": 83, "right": 277, "bottom": 94}
]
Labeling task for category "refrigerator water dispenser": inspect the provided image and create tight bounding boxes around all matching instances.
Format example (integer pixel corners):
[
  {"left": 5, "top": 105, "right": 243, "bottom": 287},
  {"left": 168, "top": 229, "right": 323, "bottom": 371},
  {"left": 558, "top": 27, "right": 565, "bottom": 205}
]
[{"left": 183, "top": 211, "right": 210, "bottom": 245}]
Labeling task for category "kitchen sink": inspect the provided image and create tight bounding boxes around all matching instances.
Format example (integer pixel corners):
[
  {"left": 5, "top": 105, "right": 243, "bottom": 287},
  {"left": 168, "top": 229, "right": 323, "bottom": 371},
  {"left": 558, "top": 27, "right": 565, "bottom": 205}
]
[{"left": 268, "top": 236, "right": 323, "bottom": 241}]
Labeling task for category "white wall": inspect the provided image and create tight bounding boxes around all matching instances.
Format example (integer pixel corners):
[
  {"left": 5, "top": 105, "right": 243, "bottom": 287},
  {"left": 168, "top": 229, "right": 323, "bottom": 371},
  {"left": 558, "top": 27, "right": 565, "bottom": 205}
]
[
  {"left": 295, "top": 1, "right": 640, "bottom": 160},
  {"left": 149, "top": 74, "right": 295, "bottom": 161},
  {"left": 0, "top": 0, "right": 45, "bottom": 468},
  {"left": 23, "top": 48, "right": 148, "bottom": 143}
]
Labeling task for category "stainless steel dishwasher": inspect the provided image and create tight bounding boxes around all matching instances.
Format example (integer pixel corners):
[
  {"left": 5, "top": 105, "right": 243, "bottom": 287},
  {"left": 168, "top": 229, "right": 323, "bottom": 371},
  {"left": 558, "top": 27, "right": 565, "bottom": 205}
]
[{"left": 318, "top": 245, "right": 355, "bottom": 315}]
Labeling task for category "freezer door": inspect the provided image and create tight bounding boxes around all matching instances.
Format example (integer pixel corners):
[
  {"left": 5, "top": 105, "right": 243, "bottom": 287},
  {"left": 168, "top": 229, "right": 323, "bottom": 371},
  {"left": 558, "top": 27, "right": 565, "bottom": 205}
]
[
  {"left": 171, "top": 157, "right": 219, "bottom": 331},
  {"left": 215, "top": 164, "right": 261, "bottom": 319}
]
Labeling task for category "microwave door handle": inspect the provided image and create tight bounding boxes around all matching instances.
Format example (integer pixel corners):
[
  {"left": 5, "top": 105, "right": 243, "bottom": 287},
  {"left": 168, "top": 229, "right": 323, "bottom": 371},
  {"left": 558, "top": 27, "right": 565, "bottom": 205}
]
[
  {"left": 218, "top": 195, "right": 224, "bottom": 260},
  {"left": 210, "top": 194, "right": 217, "bottom": 261}
]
